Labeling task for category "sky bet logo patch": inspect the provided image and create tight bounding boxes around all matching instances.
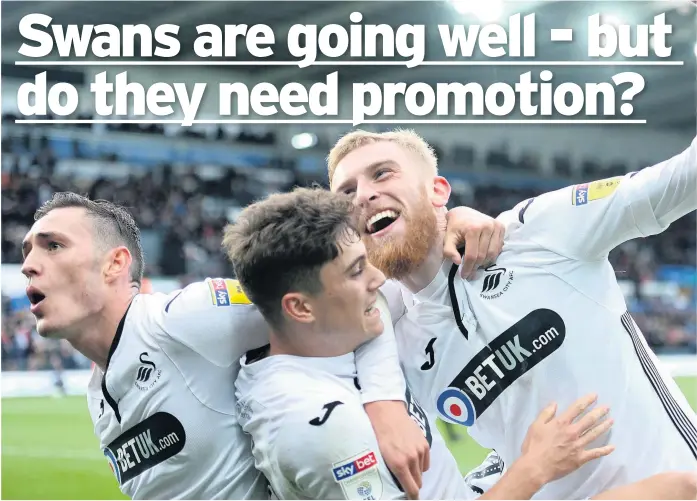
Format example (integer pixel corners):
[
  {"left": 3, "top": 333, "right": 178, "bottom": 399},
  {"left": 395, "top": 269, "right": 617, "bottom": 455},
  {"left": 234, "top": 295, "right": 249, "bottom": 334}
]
[
  {"left": 208, "top": 278, "right": 251, "bottom": 307},
  {"left": 572, "top": 177, "right": 622, "bottom": 206},
  {"left": 210, "top": 278, "right": 230, "bottom": 306},
  {"left": 332, "top": 451, "right": 378, "bottom": 482}
]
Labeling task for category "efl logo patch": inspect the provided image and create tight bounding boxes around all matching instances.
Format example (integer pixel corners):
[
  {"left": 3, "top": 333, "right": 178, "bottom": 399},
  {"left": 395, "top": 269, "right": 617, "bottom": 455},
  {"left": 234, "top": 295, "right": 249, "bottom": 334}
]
[
  {"left": 331, "top": 451, "right": 383, "bottom": 500},
  {"left": 207, "top": 278, "right": 251, "bottom": 306},
  {"left": 332, "top": 451, "right": 378, "bottom": 481},
  {"left": 572, "top": 177, "right": 622, "bottom": 206}
]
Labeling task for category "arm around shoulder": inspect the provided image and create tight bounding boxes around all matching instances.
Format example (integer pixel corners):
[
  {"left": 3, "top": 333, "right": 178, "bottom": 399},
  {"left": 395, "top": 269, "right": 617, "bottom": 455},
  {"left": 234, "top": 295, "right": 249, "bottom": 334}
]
[
  {"left": 354, "top": 292, "right": 406, "bottom": 404},
  {"left": 153, "top": 278, "right": 270, "bottom": 366}
]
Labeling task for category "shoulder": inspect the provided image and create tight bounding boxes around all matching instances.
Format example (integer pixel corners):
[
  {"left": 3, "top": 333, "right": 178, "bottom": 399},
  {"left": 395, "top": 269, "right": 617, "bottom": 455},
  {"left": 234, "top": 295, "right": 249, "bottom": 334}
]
[
  {"left": 252, "top": 367, "right": 358, "bottom": 416},
  {"left": 379, "top": 280, "right": 408, "bottom": 323},
  {"left": 247, "top": 365, "right": 362, "bottom": 431},
  {"left": 133, "top": 278, "right": 255, "bottom": 322},
  {"left": 147, "top": 278, "right": 266, "bottom": 349},
  {"left": 274, "top": 388, "right": 374, "bottom": 464},
  {"left": 164, "top": 278, "right": 254, "bottom": 313}
]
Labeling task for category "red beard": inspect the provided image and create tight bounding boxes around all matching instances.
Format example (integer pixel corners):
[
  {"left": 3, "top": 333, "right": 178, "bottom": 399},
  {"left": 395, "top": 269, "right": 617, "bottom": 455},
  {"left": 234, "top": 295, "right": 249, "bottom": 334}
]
[{"left": 363, "top": 189, "right": 438, "bottom": 280}]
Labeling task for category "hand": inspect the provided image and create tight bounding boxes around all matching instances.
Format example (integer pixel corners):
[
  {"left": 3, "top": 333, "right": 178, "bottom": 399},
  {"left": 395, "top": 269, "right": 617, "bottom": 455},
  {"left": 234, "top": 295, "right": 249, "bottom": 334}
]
[
  {"left": 443, "top": 206, "right": 505, "bottom": 280},
  {"left": 364, "top": 400, "right": 430, "bottom": 499},
  {"left": 520, "top": 393, "right": 615, "bottom": 485}
]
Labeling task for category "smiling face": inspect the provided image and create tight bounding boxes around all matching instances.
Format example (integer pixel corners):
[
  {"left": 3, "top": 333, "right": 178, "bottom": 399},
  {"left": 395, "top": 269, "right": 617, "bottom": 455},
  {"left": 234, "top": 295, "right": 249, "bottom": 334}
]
[
  {"left": 306, "top": 234, "right": 387, "bottom": 342},
  {"left": 224, "top": 187, "right": 388, "bottom": 355},
  {"left": 330, "top": 137, "right": 450, "bottom": 280}
]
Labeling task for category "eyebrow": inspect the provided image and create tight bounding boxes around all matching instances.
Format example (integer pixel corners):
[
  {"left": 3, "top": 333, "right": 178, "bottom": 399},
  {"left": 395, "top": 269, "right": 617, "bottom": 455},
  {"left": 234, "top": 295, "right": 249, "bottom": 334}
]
[
  {"left": 335, "top": 160, "right": 398, "bottom": 193},
  {"left": 345, "top": 254, "right": 366, "bottom": 274},
  {"left": 21, "top": 231, "right": 66, "bottom": 257}
]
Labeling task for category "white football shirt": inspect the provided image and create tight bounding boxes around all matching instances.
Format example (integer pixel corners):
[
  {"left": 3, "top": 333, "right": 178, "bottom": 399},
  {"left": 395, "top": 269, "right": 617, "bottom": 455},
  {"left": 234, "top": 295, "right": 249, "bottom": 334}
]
[
  {"left": 464, "top": 451, "right": 504, "bottom": 495},
  {"left": 87, "top": 277, "right": 408, "bottom": 499},
  {"left": 235, "top": 296, "right": 474, "bottom": 500},
  {"left": 395, "top": 137, "right": 697, "bottom": 499}
]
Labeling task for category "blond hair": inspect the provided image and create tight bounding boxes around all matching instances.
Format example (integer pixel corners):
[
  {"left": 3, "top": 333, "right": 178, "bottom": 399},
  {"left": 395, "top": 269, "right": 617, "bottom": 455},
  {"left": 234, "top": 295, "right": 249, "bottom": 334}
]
[{"left": 326, "top": 128, "right": 438, "bottom": 187}]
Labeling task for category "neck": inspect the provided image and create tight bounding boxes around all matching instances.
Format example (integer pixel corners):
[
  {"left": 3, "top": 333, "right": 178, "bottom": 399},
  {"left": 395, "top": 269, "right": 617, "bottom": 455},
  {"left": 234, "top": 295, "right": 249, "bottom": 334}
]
[
  {"left": 68, "top": 287, "right": 137, "bottom": 371},
  {"left": 401, "top": 212, "right": 447, "bottom": 294},
  {"left": 269, "top": 325, "right": 358, "bottom": 358}
]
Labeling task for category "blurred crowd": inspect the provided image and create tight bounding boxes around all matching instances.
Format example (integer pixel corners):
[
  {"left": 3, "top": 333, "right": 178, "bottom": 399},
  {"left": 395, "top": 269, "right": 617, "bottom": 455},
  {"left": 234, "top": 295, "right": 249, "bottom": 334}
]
[{"left": 2, "top": 124, "right": 695, "bottom": 372}]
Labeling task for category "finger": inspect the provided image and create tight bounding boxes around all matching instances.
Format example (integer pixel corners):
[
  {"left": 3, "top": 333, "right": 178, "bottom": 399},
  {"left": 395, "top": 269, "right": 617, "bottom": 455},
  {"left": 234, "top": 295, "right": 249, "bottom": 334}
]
[
  {"left": 409, "top": 455, "right": 423, "bottom": 490},
  {"left": 478, "top": 227, "right": 493, "bottom": 263},
  {"left": 443, "top": 231, "right": 463, "bottom": 266},
  {"left": 578, "top": 417, "right": 614, "bottom": 447},
  {"left": 559, "top": 393, "right": 598, "bottom": 424},
  {"left": 466, "top": 228, "right": 493, "bottom": 279},
  {"left": 422, "top": 445, "right": 431, "bottom": 473},
  {"left": 485, "top": 225, "right": 504, "bottom": 265},
  {"left": 460, "top": 231, "right": 479, "bottom": 278},
  {"left": 398, "top": 465, "right": 420, "bottom": 500},
  {"left": 534, "top": 401, "right": 558, "bottom": 425},
  {"left": 572, "top": 405, "right": 610, "bottom": 435},
  {"left": 579, "top": 444, "right": 616, "bottom": 464}
]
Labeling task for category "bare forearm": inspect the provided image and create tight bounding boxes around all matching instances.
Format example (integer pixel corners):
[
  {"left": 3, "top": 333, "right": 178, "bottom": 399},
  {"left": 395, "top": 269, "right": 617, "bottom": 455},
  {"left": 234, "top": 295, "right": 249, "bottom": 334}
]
[
  {"left": 591, "top": 472, "right": 697, "bottom": 500},
  {"left": 478, "top": 456, "right": 547, "bottom": 500},
  {"left": 355, "top": 294, "right": 406, "bottom": 404}
]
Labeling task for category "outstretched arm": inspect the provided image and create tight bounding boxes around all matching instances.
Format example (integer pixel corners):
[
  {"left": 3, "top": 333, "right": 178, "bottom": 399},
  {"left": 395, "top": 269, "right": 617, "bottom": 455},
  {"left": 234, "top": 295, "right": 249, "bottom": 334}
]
[
  {"left": 591, "top": 471, "right": 697, "bottom": 500},
  {"left": 509, "top": 136, "right": 697, "bottom": 261}
]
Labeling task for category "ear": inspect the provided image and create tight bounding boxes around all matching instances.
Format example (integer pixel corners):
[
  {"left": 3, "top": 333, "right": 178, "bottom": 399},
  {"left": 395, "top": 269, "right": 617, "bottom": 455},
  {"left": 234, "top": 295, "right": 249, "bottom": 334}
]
[
  {"left": 281, "top": 292, "right": 316, "bottom": 325},
  {"left": 431, "top": 176, "right": 451, "bottom": 209},
  {"left": 103, "top": 246, "right": 132, "bottom": 284}
]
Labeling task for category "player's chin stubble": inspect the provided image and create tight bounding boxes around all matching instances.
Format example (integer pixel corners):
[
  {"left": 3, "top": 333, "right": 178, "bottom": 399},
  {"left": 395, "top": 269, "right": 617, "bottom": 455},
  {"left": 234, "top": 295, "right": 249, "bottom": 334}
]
[{"left": 364, "top": 192, "right": 438, "bottom": 280}]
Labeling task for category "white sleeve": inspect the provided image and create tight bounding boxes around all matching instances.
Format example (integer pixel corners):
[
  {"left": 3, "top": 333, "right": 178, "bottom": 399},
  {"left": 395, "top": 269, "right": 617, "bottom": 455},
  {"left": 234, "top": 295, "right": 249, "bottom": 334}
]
[
  {"left": 463, "top": 451, "right": 505, "bottom": 496},
  {"left": 509, "top": 136, "right": 697, "bottom": 261},
  {"left": 153, "top": 278, "right": 270, "bottom": 366},
  {"left": 275, "top": 400, "right": 405, "bottom": 500},
  {"left": 354, "top": 292, "right": 407, "bottom": 404}
]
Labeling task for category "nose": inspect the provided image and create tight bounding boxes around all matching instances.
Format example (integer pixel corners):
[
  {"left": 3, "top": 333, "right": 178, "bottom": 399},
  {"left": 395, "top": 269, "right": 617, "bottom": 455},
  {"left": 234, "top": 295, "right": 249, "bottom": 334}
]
[
  {"left": 355, "top": 179, "right": 380, "bottom": 208},
  {"left": 367, "top": 263, "right": 386, "bottom": 291},
  {"left": 21, "top": 254, "right": 40, "bottom": 279}
]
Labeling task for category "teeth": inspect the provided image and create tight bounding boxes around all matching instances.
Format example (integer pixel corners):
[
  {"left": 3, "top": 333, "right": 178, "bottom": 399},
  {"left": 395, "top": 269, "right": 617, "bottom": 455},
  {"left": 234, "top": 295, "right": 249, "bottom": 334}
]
[{"left": 367, "top": 210, "right": 399, "bottom": 231}]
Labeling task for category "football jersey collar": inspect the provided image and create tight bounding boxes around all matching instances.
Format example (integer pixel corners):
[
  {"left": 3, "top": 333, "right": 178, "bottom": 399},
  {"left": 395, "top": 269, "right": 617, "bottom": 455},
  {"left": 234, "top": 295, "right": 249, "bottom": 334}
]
[
  {"left": 243, "top": 349, "right": 357, "bottom": 379},
  {"left": 411, "top": 258, "right": 453, "bottom": 303},
  {"left": 100, "top": 297, "right": 135, "bottom": 423}
]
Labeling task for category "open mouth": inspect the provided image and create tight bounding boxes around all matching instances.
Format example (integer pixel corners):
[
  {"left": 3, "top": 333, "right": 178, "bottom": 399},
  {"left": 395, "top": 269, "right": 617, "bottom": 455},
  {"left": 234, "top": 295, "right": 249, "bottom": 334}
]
[
  {"left": 366, "top": 210, "right": 400, "bottom": 235},
  {"left": 27, "top": 288, "right": 46, "bottom": 308},
  {"left": 365, "top": 302, "right": 378, "bottom": 316}
]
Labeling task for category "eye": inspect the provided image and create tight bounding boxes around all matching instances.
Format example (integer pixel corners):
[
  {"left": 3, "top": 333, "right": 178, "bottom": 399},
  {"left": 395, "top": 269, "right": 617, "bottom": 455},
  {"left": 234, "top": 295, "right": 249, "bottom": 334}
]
[
  {"left": 352, "top": 263, "right": 365, "bottom": 277},
  {"left": 374, "top": 169, "right": 390, "bottom": 180},
  {"left": 47, "top": 241, "right": 61, "bottom": 251},
  {"left": 343, "top": 187, "right": 356, "bottom": 195}
]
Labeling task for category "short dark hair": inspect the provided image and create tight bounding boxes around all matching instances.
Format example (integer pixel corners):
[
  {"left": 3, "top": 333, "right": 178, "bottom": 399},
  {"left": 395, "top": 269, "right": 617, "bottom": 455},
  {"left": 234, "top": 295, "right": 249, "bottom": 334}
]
[
  {"left": 35, "top": 192, "right": 145, "bottom": 285},
  {"left": 223, "top": 187, "right": 359, "bottom": 328}
]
